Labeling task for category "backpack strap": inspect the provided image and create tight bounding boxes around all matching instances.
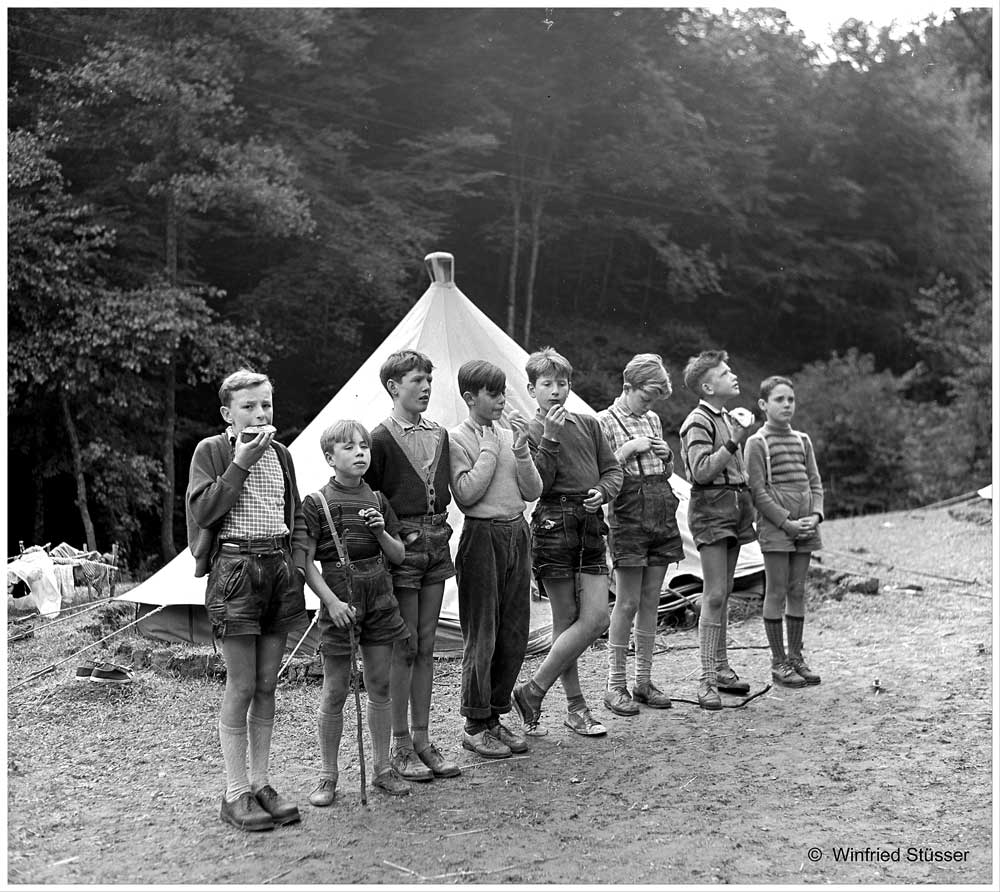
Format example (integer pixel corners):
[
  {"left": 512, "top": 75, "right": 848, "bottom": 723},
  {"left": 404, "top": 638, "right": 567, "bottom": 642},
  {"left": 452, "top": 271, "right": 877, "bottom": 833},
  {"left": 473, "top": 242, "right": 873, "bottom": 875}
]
[{"left": 308, "top": 491, "right": 350, "bottom": 565}]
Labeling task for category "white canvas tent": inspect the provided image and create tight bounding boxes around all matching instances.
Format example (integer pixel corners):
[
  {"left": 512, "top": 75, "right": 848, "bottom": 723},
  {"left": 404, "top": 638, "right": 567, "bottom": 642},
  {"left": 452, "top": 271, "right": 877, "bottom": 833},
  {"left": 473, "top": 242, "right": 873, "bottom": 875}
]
[{"left": 119, "top": 252, "right": 763, "bottom": 655}]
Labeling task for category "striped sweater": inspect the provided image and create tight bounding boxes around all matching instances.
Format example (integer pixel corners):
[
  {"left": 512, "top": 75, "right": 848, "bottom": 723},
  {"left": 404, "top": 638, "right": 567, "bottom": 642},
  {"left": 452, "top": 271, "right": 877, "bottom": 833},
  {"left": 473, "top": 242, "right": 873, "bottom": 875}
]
[{"left": 744, "top": 422, "right": 824, "bottom": 528}]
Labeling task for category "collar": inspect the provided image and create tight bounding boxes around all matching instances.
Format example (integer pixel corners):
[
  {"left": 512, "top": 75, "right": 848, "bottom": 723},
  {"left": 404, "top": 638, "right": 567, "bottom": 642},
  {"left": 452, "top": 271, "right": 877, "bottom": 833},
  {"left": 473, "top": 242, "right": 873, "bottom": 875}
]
[
  {"left": 613, "top": 394, "right": 642, "bottom": 417},
  {"left": 328, "top": 475, "right": 365, "bottom": 492},
  {"left": 697, "top": 399, "right": 727, "bottom": 417},
  {"left": 389, "top": 413, "right": 434, "bottom": 432}
]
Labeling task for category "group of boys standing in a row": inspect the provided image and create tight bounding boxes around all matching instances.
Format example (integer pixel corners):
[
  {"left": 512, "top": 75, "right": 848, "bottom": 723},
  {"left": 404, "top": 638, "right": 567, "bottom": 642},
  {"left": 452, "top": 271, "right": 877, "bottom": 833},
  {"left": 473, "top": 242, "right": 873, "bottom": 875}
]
[{"left": 187, "top": 345, "right": 824, "bottom": 832}]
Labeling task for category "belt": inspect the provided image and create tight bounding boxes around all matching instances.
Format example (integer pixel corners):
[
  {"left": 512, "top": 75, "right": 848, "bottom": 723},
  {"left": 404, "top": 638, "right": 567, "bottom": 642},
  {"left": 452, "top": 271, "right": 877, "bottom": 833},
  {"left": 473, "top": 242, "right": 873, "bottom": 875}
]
[
  {"left": 538, "top": 493, "right": 590, "bottom": 506},
  {"left": 219, "top": 534, "right": 289, "bottom": 554},
  {"left": 398, "top": 512, "right": 449, "bottom": 525},
  {"left": 690, "top": 483, "right": 748, "bottom": 492},
  {"left": 322, "top": 554, "right": 384, "bottom": 571},
  {"left": 466, "top": 514, "right": 524, "bottom": 525}
]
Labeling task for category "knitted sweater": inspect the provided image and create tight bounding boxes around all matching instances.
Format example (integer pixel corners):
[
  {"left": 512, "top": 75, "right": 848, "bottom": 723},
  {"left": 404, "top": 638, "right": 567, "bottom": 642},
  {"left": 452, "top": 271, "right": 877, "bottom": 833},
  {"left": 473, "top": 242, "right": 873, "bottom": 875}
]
[
  {"left": 364, "top": 419, "right": 452, "bottom": 517},
  {"left": 526, "top": 410, "right": 623, "bottom": 503},
  {"left": 185, "top": 432, "right": 308, "bottom": 577},
  {"left": 449, "top": 418, "right": 542, "bottom": 518},
  {"left": 744, "top": 421, "right": 825, "bottom": 528}
]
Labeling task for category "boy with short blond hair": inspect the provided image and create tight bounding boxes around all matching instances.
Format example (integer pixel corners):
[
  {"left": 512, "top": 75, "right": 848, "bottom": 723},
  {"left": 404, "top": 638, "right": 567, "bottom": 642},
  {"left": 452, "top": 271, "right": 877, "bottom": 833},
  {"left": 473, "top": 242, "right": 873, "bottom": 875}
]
[
  {"left": 679, "top": 350, "right": 757, "bottom": 710},
  {"left": 512, "top": 347, "right": 623, "bottom": 737},
  {"left": 449, "top": 360, "right": 542, "bottom": 759},
  {"left": 364, "top": 349, "right": 461, "bottom": 782},
  {"left": 598, "top": 353, "right": 682, "bottom": 718},
  {"left": 303, "top": 419, "right": 412, "bottom": 800},
  {"left": 186, "top": 368, "right": 308, "bottom": 832}
]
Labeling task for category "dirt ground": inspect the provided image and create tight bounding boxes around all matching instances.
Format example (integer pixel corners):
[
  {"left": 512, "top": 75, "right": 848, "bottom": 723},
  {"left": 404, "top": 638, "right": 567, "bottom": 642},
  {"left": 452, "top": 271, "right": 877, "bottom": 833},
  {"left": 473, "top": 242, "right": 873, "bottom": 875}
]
[{"left": 5, "top": 500, "right": 994, "bottom": 888}]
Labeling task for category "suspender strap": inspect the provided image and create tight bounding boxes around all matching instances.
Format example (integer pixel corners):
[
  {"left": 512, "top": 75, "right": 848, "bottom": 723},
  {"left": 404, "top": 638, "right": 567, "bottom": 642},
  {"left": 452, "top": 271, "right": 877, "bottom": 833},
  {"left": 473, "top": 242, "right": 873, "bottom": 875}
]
[
  {"left": 608, "top": 407, "right": 645, "bottom": 480},
  {"left": 309, "top": 491, "right": 350, "bottom": 566}
]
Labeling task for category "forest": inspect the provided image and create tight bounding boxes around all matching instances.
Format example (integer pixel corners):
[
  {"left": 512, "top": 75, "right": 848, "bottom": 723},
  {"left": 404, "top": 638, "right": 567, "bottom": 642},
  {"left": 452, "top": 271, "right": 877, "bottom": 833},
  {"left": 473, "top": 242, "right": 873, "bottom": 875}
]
[{"left": 6, "top": 8, "right": 992, "bottom": 573}]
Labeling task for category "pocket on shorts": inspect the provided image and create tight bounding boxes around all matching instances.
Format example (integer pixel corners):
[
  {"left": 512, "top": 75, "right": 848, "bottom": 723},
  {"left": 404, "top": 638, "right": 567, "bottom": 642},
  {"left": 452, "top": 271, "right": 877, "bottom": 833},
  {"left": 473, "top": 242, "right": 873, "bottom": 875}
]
[{"left": 371, "top": 572, "right": 399, "bottom": 613}]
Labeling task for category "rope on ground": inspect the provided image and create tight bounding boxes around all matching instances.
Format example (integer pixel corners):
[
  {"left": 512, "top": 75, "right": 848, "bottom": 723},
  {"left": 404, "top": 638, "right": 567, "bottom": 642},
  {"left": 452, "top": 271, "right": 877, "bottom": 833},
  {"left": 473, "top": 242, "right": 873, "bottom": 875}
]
[
  {"left": 8, "top": 596, "right": 117, "bottom": 631},
  {"left": 670, "top": 683, "right": 773, "bottom": 709},
  {"left": 7, "top": 604, "right": 166, "bottom": 693},
  {"left": 911, "top": 489, "right": 981, "bottom": 511},
  {"left": 817, "top": 547, "right": 980, "bottom": 586},
  {"left": 277, "top": 610, "right": 319, "bottom": 680}
]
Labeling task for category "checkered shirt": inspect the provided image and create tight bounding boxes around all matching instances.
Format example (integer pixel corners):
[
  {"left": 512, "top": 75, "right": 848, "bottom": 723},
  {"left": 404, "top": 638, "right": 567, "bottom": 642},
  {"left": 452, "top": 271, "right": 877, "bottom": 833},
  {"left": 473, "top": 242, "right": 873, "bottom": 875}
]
[
  {"left": 218, "top": 431, "right": 289, "bottom": 539},
  {"left": 598, "top": 395, "right": 672, "bottom": 478}
]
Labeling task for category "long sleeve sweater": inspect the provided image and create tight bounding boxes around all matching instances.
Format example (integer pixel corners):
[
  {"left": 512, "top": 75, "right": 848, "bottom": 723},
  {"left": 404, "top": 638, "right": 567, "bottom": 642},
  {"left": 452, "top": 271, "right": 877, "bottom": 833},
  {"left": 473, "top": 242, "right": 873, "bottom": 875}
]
[
  {"left": 744, "top": 421, "right": 825, "bottom": 528},
  {"left": 526, "top": 410, "right": 623, "bottom": 503},
  {"left": 364, "top": 420, "right": 452, "bottom": 517},
  {"left": 449, "top": 419, "right": 543, "bottom": 518},
  {"left": 185, "top": 432, "right": 308, "bottom": 577},
  {"left": 678, "top": 401, "right": 748, "bottom": 487}
]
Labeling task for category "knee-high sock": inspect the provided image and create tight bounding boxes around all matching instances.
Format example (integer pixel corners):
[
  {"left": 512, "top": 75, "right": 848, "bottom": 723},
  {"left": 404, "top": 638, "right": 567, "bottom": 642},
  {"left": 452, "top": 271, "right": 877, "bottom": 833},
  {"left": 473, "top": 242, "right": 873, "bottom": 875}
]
[
  {"left": 219, "top": 719, "right": 251, "bottom": 801},
  {"left": 368, "top": 697, "right": 393, "bottom": 776},
  {"left": 607, "top": 643, "right": 628, "bottom": 691},
  {"left": 764, "top": 617, "right": 786, "bottom": 665},
  {"left": 247, "top": 708, "right": 274, "bottom": 792},
  {"left": 317, "top": 707, "right": 343, "bottom": 782},
  {"left": 785, "top": 614, "right": 805, "bottom": 661},
  {"left": 633, "top": 630, "right": 656, "bottom": 688},
  {"left": 715, "top": 598, "right": 730, "bottom": 670},
  {"left": 699, "top": 620, "right": 722, "bottom": 685}
]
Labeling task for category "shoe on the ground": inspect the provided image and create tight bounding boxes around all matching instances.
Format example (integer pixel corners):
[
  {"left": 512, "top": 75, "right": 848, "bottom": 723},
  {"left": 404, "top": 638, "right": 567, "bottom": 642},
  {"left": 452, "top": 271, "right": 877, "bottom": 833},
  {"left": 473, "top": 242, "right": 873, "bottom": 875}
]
[
  {"left": 372, "top": 767, "right": 411, "bottom": 796},
  {"left": 488, "top": 721, "right": 528, "bottom": 754},
  {"left": 254, "top": 784, "right": 300, "bottom": 826},
  {"left": 73, "top": 661, "right": 97, "bottom": 682},
  {"left": 564, "top": 707, "right": 607, "bottom": 737},
  {"left": 90, "top": 663, "right": 134, "bottom": 685},
  {"left": 308, "top": 777, "right": 337, "bottom": 807},
  {"left": 219, "top": 792, "right": 274, "bottom": 832},
  {"left": 390, "top": 745, "right": 434, "bottom": 782},
  {"left": 772, "top": 660, "right": 808, "bottom": 688},
  {"left": 715, "top": 666, "right": 750, "bottom": 695},
  {"left": 789, "top": 657, "right": 821, "bottom": 685},
  {"left": 416, "top": 743, "right": 462, "bottom": 777},
  {"left": 462, "top": 729, "right": 512, "bottom": 759},
  {"left": 632, "top": 680, "right": 672, "bottom": 709},
  {"left": 603, "top": 686, "right": 640, "bottom": 716},
  {"left": 698, "top": 681, "right": 722, "bottom": 711}
]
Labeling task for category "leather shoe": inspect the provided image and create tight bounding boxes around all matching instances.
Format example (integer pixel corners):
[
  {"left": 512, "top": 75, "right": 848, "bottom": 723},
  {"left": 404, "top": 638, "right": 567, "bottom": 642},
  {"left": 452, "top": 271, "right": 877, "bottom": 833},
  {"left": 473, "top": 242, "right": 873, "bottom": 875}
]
[
  {"left": 462, "top": 729, "right": 512, "bottom": 759},
  {"left": 603, "top": 686, "right": 639, "bottom": 716},
  {"left": 698, "top": 681, "right": 722, "bottom": 711},
  {"left": 488, "top": 721, "right": 528, "bottom": 753},
  {"left": 417, "top": 743, "right": 462, "bottom": 777},
  {"left": 772, "top": 661, "right": 808, "bottom": 688},
  {"left": 308, "top": 777, "right": 337, "bottom": 807},
  {"left": 254, "top": 785, "right": 300, "bottom": 826},
  {"left": 790, "top": 657, "right": 821, "bottom": 685},
  {"left": 716, "top": 667, "right": 750, "bottom": 695},
  {"left": 632, "top": 680, "right": 672, "bottom": 709},
  {"left": 220, "top": 792, "right": 274, "bottom": 832},
  {"left": 391, "top": 745, "right": 434, "bottom": 781},
  {"left": 372, "top": 767, "right": 411, "bottom": 796}
]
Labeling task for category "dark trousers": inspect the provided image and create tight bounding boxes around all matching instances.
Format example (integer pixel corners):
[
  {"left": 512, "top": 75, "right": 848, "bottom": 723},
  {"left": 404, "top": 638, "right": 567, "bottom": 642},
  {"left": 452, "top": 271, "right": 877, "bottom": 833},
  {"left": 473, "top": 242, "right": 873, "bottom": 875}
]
[{"left": 455, "top": 516, "right": 532, "bottom": 720}]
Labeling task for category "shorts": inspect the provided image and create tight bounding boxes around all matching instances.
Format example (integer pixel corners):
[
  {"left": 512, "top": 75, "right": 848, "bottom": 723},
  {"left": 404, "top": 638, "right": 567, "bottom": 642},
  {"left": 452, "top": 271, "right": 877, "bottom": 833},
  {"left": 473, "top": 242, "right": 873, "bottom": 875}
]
[
  {"left": 389, "top": 514, "right": 456, "bottom": 591},
  {"left": 205, "top": 546, "right": 306, "bottom": 639},
  {"left": 755, "top": 483, "right": 823, "bottom": 553},
  {"left": 609, "top": 476, "right": 684, "bottom": 569},
  {"left": 531, "top": 496, "right": 610, "bottom": 580},
  {"left": 317, "top": 555, "right": 410, "bottom": 656},
  {"left": 688, "top": 486, "right": 757, "bottom": 549}
]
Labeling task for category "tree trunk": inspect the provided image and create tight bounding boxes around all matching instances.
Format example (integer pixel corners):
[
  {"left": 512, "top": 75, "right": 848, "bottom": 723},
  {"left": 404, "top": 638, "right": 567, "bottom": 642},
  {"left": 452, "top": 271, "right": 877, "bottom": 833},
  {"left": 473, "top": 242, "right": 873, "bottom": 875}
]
[
  {"left": 505, "top": 180, "right": 522, "bottom": 338},
  {"left": 522, "top": 195, "right": 545, "bottom": 349},
  {"left": 59, "top": 389, "right": 97, "bottom": 551},
  {"left": 33, "top": 472, "right": 45, "bottom": 546},
  {"left": 160, "top": 186, "right": 179, "bottom": 561}
]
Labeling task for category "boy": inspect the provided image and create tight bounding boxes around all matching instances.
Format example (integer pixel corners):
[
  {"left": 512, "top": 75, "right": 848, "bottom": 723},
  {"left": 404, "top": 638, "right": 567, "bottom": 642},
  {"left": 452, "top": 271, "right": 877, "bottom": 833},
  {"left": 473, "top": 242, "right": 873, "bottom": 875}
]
[
  {"left": 186, "top": 368, "right": 308, "bottom": 832},
  {"left": 512, "top": 347, "right": 623, "bottom": 737},
  {"left": 597, "top": 354, "right": 682, "bottom": 718},
  {"left": 449, "top": 360, "right": 542, "bottom": 758},
  {"left": 302, "top": 420, "right": 412, "bottom": 800},
  {"left": 364, "top": 349, "right": 461, "bottom": 781},
  {"left": 678, "top": 350, "right": 757, "bottom": 710}
]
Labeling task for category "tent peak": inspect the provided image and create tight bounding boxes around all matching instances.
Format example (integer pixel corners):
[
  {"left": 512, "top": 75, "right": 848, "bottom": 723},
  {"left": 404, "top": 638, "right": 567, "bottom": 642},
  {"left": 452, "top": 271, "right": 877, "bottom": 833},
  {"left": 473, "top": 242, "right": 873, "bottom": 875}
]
[{"left": 424, "top": 251, "right": 455, "bottom": 285}]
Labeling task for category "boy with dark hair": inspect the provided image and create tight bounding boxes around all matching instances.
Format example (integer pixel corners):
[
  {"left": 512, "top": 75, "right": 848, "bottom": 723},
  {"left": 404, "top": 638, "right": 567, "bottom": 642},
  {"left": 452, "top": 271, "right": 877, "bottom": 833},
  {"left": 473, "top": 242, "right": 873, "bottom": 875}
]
[
  {"left": 449, "top": 360, "right": 542, "bottom": 758},
  {"left": 365, "top": 349, "right": 461, "bottom": 782},
  {"left": 512, "top": 347, "right": 623, "bottom": 737},
  {"left": 303, "top": 419, "right": 412, "bottom": 800},
  {"left": 186, "top": 368, "right": 307, "bottom": 832},
  {"left": 679, "top": 350, "right": 757, "bottom": 710}
]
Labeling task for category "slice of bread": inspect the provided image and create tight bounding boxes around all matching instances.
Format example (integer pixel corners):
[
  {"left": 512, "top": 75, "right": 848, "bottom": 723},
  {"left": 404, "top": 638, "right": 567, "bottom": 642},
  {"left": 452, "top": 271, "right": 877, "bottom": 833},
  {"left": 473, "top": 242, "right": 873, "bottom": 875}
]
[{"left": 240, "top": 424, "right": 277, "bottom": 443}]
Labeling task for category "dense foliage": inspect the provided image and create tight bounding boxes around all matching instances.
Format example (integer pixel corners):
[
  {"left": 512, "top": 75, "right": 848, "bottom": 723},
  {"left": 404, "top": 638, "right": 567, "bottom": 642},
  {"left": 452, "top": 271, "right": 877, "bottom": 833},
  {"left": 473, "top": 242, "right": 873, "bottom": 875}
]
[{"left": 7, "top": 8, "right": 992, "bottom": 568}]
